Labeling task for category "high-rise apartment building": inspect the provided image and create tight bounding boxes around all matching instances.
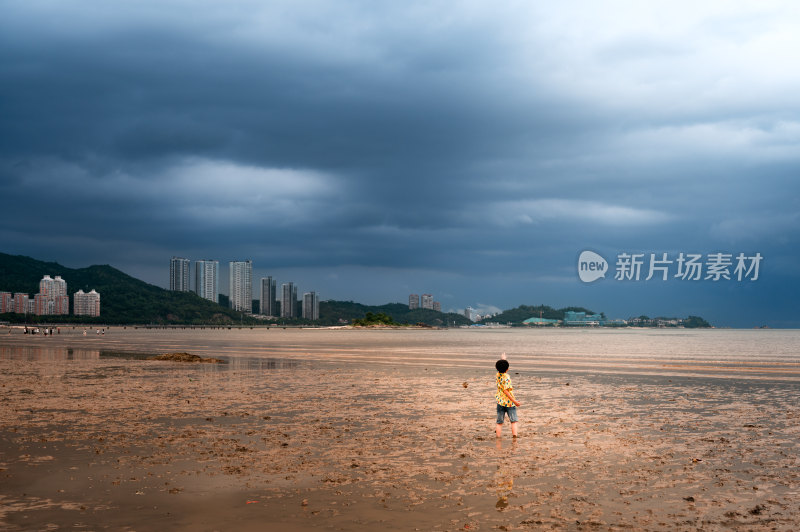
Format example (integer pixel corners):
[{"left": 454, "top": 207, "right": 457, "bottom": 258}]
[
  {"left": 229, "top": 260, "right": 253, "bottom": 314},
  {"left": 302, "top": 291, "right": 319, "bottom": 320},
  {"left": 169, "top": 257, "right": 191, "bottom": 291},
  {"left": 281, "top": 282, "right": 297, "bottom": 318},
  {"left": 13, "top": 293, "right": 29, "bottom": 314},
  {"left": 260, "top": 277, "right": 277, "bottom": 316},
  {"left": 421, "top": 294, "right": 434, "bottom": 310},
  {"left": 74, "top": 289, "right": 101, "bottom": 317},
  {"left": 36, "top": 275, "right": 69, "bottom": 315},
  {"left": 39, "top": 274, "right": 65, "bottom": 298},
  {"left": 34, "top": 294, "right": 50, "bottom": 315},
  {"left": 195, "top": 260, "right": 219, "bottom": 303},
  {"left": 409, "top": 294, "right": 420, "bottom": 310},
  {"left": 433, "top": 301, "right": 441, "bottom": 312},
  {"left": 0, "top": 292, "right": 11, "bottom": 313}
]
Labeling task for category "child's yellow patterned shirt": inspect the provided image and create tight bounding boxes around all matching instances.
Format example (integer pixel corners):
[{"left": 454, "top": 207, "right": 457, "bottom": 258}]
[{"left": 495, "top": 372, "right": 514, "bottom": 406}]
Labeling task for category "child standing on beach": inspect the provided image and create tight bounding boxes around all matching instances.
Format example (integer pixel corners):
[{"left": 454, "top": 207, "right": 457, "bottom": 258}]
[{"left": 495, "top": 358, "right": 521, "bottom": 438}]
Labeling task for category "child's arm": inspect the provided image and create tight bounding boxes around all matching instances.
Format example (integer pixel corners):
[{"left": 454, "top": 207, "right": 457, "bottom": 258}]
[{"left": 501, "top": 387, "right": 521, "bottom": 407}]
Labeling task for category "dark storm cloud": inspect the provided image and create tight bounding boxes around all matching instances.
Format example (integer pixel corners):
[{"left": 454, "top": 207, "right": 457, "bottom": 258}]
[
  {"left": 1, "top": 3, "right": 519, "bottom": 169},
  {"left": 2, "top": 1, "right": 800, "bottom": 326}
]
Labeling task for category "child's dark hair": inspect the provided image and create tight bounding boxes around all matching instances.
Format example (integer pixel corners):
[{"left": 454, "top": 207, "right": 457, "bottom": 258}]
[{"left": 495, "top": 359, "right": 509, "bottom": 373}]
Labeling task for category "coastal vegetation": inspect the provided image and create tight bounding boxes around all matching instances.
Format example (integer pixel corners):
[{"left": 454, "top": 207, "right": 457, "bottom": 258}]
[
  {"left": 351, "top": 312, "right": 399, "bottom": 327},
  {"left": 319, "top": 301, "right": 470, "bottom": 327},
  {"left": 683, "top": 315, "right": 712, "bottom": 328}
]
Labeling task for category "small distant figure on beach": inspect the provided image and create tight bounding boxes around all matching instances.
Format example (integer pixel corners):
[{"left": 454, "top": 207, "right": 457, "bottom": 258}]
[{"left": 495, "top": 355, "right": 521, "bottom": 438}]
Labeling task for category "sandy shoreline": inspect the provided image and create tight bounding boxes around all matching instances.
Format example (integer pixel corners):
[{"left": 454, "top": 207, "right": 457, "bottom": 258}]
[{"left": 1, "top": 329, "right": 799, "bottom": 530}]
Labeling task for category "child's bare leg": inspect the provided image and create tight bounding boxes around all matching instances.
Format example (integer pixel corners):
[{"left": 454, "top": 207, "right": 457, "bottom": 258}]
[
  {"left": 510, "top": 422, "right": 518, "bottom": 437},
  {"left": 496, "top": 423, "right": 503, "bottom": 437}
]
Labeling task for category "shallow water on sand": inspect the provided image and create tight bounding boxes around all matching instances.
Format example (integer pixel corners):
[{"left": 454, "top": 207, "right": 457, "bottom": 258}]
[{"left": 2, "top": 327, "right": 799, "bottom": 380}]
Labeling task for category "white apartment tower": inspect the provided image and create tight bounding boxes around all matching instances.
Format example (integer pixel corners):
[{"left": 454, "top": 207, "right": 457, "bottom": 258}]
[
  {"left": 302, "top": 291, "right": 319, "bottom": 320},
  {"left": 260, "top": 276, "right": 277, "bottom": 316},
  {"left": 421, "top": 294, "right": 434, "bottom": 310},
  {"left": 229, "top": 260, "right": 253, "bottom": 314},
  {"left": 195, "top": 260, "right": 219, "bottom": 303},
  {"left": 74, "top": 289, "right": 101, "bottom": 317},
  {"left": 281, "top": 282, "right": 297, "bottom": 318},
  {"left": 409, "top": 294, "right": 420, "bottom": 310},
  {"left": 170, "top": 257, "right": 191, "bottom": 291}
]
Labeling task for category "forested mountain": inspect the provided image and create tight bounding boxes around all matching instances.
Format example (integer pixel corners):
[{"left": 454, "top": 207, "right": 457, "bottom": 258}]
[{"left": 0, "top": 252, "right": 244, "bottom": 324}]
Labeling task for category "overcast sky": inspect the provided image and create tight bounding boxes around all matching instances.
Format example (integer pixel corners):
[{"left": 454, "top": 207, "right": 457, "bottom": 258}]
[{"left": 2, "top": 1, "right": 799, "bottom": 327}]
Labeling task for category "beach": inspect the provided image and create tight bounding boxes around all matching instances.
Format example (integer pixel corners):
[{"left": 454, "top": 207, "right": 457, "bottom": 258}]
[{"left": 1, "top": 327, "right": 799, "bottom": 530}]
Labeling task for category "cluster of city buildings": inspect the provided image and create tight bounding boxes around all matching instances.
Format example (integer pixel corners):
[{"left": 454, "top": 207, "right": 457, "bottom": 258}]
[
  {"left": 462, "top": 306, "right": 499, "bottom": 322},
  {"left": 170, "top": 257, "right": 319, "bottom": 320},
  {"left": 521, "top": 311, "right": 674, "bottom": 327},
  {"left": 0, "top": 275, "right": 100, "bottom": 317},
  {"left": 626, "top": 316, "right": 684, "bottom": 327},
  {"left": 408, "top": 296, "right": 498, "bottom": 322},
  {"left": 521, "top": 311, "right": 610, "bottom": 326},
  {"left": 408, "top": 293, "right": 441, "bottom": 312}
]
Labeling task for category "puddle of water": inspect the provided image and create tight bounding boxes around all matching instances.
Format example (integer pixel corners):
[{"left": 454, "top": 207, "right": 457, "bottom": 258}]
[{"left": 0, "top": 345, "right": 301, "bottom": 370}]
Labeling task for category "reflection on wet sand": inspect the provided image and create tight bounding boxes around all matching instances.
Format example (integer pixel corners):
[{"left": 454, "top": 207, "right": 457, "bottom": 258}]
[
  {"left": 0, "top": 345, "right": 101, "bottom": 361},
  {"left": 494, "top": 437, "right": 517, "bottom": 511}
]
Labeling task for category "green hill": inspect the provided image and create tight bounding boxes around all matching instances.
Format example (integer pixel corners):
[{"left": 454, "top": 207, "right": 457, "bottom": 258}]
[
  {"left": 0, "top": 252, "right": 246, "bottom": 325},
  {"left": 319, "top": 300, "right": 471, "bottom": 327}
]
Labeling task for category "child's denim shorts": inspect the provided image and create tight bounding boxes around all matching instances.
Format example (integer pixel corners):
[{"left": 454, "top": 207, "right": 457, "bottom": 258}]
[{"left": 496, "top": 404, "right": 518, "bottom": 424}]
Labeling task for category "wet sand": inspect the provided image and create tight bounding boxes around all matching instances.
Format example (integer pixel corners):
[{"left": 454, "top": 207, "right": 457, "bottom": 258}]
[{"left": 1, "top": 328, "right": 799, "bottom": 530}]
